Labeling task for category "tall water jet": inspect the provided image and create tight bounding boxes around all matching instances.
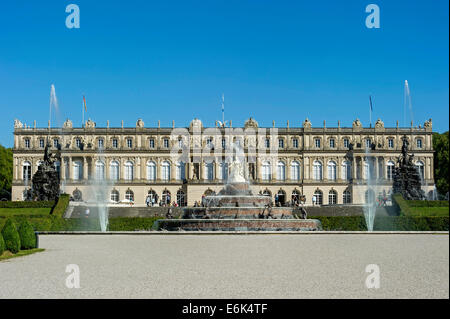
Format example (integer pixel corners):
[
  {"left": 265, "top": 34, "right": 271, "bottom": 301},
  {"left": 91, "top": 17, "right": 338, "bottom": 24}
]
[{"left": 363, "top": 144, "right": 377, "bottom": 231}]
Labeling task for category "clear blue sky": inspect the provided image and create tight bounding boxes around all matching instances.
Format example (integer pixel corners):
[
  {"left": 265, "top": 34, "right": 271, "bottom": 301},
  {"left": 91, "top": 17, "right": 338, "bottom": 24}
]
[{"left": 0, "top": 0, "right": 448, "bottom": 147}]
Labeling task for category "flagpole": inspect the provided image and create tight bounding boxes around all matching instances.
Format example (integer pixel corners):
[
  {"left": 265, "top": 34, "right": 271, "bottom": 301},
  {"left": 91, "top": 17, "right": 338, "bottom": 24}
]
[
  {"left": 369, "top": 95, "right": 373, "bottom": 128},
  {"left": 82, "top": 97, "right": 84, "bottom": 128}
]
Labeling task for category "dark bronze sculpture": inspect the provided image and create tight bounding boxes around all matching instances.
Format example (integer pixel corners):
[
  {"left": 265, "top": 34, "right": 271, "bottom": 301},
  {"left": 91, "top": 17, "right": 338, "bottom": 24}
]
[
  {"left": 30, "top": 141, "right": 61, "bottom": 201},
  {"left": 392, "top": 136, "right": 425, "bottom": 200}
]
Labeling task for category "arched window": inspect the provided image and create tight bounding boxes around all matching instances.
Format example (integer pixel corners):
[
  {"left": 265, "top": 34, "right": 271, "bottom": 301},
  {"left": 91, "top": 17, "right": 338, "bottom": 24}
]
[
  {"left": 73, "top": 160, "right": 83, "bottom": 180},
  {"left": 205, "top": 162, "right": 214, "bottom": 180},
  {"left": 95, "top": 161, "right": 105, "bottom": 180},
  {"left": 147, "top": 161, "right": 156, "bottom": 181},
  {"left": 386, "top": 161, "right": 395, "bottom": 180},
  {"left": 177, "top": 190, "right": 186, "bottom": 206},
  {"left": 313, "top": 189, "right": 323, "bottom": 205},
  {"left": 23, "top": 161, "right": 32, "bottom": 181},
  {"left": 262, "top": 161, "right": 271, "bottom": 181},
  {"left": 219, "top": 161, "right": 228, "bottom": 180},
  {"left": 176, "top": 162, "right": 185, "bottom": 180},
  {"left": 110, "top": 161, "right": 119, "bottom": 181},
  {"left": 276, "top": 161, "right": 286, "bottom": 181},
  {"left": 262, "top": 189, "right": 271, "bottom": 197},
  {"left": 343, "top": 189, "right": 352, "bottom": 204},
  {"left": 110, "top": 190, "right": 119, "bottom": 202},
  {"left": 275, "top": 189, "right": 286, "bottom": 205},
  {"left": 124, "top": 161, "right": 134, "bottom": 180},
  {"left": 328, "top": 189, "right": 337, "bottom": 205},
  {"left": 313, "top": 161, "right": 322, "bottom": 180},
  {"left": 290, "top": 161, "right": 300, "bottom": 181},
  {"left": 162, "top": 190, "right": 171, "bottom": 204},
  {"left": 125, "top": 189, "right": 134, "bottom": 202},
  {"left": 415, "top": 161, "right": 424, "bottom": 180},
  {"left": 147, "top": 190, "right": 158, "bottom": 205},
  {"left": 161, "top": 161, "right": 171, "bottom": 181},
  {"left": 342, "top": 161, "right": 351, "bottom": 181},
  {"left": 327, "top": 161, "right": 337, "bottom": 181},
  {"left": 291, "top": 189, "right": 300, "bottom": 203}
]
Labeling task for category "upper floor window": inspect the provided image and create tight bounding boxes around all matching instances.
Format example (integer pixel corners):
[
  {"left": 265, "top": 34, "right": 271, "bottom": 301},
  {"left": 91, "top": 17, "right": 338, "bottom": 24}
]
[
  {"left": 163, "top": 138, "right": 169, "bottom": 148},
  {"left": 24, "top": 138, "right": 30, "bottom": 148},
  {"left": 416, "top": 139, "right": 423, "bottom": 149},
  {"left": 388, "top": 138, "right": 394, "bottom": 148},
  {"left": 53, "top": 139, "right": 59, "bottom": 148},
  {"left": 206, "top": 137, "right": 213, "bottom": 148},
  {"left": 75, "top": 138, "right": 82, "bottom": 148},
  {"left": 343, "top": 138, "right": 349, "bottom": 148},
  {"left": 293, "top": 138, "right": 299, "bottom": 148},
  {"left": 329, "top": 139, "right": 335, "bottom": 148},
  {"left": 23, "top": 161, "right": 31, "bottom": 181},
  {"left": 39, "top": 139, "right": 45, "bottom": 148},
  {"left": 112, "top": 138, "right": 118, "bottom": 148},
  {"left": 126, "top": 138, "right": 133, "bottom": 148},
  {"left": 178, "top": 139, "right": 184, "bottom": 148},
  {"left": 98, "top": 138, "right": 104, "bottom": 149},
  {"left": 313, "top": 160, "right": 323, "bottom": 180},
  {"left": 365, "top": 138, "right": 371, "bottom": 149},
  {"left": 314, "top": 138, "right": 321, "bottom": 148},
  {"left": 221, "top": 138, "right": 226, "bottom": 149},
  {"left": 278, "top": 139, "right": 284, "bottom": 148},
  {"left": 264, "top": 138, "right": 270, "bottom": 148},
  {"left": 147, "top": 139, "right": 154, "bottom": 148}
]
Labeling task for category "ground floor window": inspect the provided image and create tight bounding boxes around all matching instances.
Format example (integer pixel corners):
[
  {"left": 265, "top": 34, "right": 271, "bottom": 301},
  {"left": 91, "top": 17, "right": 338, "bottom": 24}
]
[
  {"left": 328, "top": 190, "right": 337, "bottom": 205},
  {"left": 125, "top": 189, "right": 134, "bottom": 202},
  {"left": 110, "top": 190, "right": 119, "bottom": 202},
  {"left": 343, "top": 190, "right": 352, "bottom": 204}
]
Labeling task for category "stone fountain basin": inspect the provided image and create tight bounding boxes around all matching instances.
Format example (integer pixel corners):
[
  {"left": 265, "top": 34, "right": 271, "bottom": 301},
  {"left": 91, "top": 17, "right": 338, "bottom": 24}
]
[
  {"left": 154, "top": 219, "right": 322, "bottom": 231},
  {"left": 183, "top": 207, "right": 293, "bottom": 219},
  {"left": 204, "top": 195, "right": 271, "bottom": 208}
]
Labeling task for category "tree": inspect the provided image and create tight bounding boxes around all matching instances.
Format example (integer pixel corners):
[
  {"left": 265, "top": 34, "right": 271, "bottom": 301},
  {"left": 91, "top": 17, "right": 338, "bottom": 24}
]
[
  {"left": 0, "top": 144, "right": 13, "bottom": 199},
  {"left": 1, "top": 219, "right": 21, "bottom": 253},
  {"left": 432, "top": 132, "right": 449, "bottom": 196}
]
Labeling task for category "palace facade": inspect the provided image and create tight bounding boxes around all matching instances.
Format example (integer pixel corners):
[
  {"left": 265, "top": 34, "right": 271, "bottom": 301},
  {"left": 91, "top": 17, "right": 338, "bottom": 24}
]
[{"left": 11, "top": 117, "right": 435, "bottom": 206}]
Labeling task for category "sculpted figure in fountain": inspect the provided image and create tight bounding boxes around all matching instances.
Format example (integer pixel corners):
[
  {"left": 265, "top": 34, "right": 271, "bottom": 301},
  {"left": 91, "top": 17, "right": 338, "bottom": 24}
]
[{"left": 228, "top": 143, "right": 247, "bottom": 183}]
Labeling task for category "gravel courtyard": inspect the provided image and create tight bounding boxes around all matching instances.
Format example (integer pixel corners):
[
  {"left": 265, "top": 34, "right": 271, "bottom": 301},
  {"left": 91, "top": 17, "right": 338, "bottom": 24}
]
[{"left": 0, "top": 234, "right": 448, "bottom": 299}]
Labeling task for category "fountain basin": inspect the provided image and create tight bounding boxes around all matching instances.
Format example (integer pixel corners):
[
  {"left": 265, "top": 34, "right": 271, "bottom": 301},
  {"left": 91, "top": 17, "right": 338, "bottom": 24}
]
[
  {"left": 154, "top": 219, "right": 322, "bottom": 231},
  {"left": 183, "top": 207, "right": 293, "bottom": 219}
]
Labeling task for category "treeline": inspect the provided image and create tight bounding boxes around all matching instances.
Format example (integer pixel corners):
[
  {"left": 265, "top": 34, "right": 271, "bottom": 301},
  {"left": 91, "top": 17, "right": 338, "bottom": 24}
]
[
  {"left": 0, "top": 144, "right": 13, "bottom": 200},
  {"left": 433, "top": 131, "right": 449, "bottom": 197}
]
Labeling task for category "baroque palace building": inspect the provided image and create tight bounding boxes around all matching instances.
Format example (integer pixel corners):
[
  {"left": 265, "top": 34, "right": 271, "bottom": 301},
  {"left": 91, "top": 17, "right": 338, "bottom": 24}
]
[{"left": 11, "top": 117, "right": 435, "bottom": 206}]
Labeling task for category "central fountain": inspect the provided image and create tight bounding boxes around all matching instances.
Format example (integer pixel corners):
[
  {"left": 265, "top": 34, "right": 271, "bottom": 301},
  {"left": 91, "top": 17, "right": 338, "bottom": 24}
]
[{"left": 155, "top": 144, "right": 322, "bottom": 231}]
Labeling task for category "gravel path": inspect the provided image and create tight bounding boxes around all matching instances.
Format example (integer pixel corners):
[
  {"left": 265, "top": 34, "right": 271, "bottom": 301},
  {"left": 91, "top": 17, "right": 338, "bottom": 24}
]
[{"left": 0, "top": 234, "right": 448, "bottom": 298}]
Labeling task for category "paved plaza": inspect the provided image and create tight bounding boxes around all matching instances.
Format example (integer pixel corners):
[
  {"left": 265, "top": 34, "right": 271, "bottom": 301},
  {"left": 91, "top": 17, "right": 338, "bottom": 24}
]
[{"left": 0, "top": 234, "right": 448, "bottom": 298}]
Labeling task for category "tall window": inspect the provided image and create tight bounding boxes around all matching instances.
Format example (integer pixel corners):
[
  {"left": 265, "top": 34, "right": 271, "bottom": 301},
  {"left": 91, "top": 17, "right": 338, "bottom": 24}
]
[
  {"left": 73, "top": 161, "right": 83, "bottom": 180},
  {"left": 313, "top": 161, "right": 322, "bottom": 180},
  {"left": 126, "top": 138, "right": 133, "bottom": 148},
  {"left": 221, "top": 138, "right": 226, "bottom": 149},
  {"left": 161, "top": 161, "right": 171, "bottom": 180},
  {"left": 149, "top": 139, "right": 155, "bottom": 148},
  {"left": 343, "top": 189, "right": 352, "bottom": 204},
  {"left": 327, "top": 161, "right": 336, "bottom": 181},
  {"left": 342, "top": 161, "right": 351, "bottom": 180},
  {"left": 178, "top": 139, "right": 184, "bottom": 148},
  {"left": 163, "top": 139, "right": 169, "bottom": 148},
  {"left": 293, "top": 138, "right": 299, "bottom": 148},
  {"left": 416, "top": 161, "right": 424, "bottom": 180},
  {"left": 177, "top": 190, "right": 186, "bottom": 206},
  {"left": 125, "top": 189, "right": 134, "bottom": 202},
  {"left": 110, "top": 190, "right": 119, "bottom": 202},
  {"left": 328, "top": 190, "right": 337, "bottom": 205},
  {"left": 290, "top": 161, "right": 300, "bottom": 181},
  {"left": 176, "top": 162, "right": 185, "bottom": 180},
  {"left": 276, "top": 161, "right": 286, "bottom": 181},
  {"left": 98, "top": 138, "right": 104, "bottom": 149},
  {"left": 416, "top": 139, "right": 423, "bottom": 149},
  {"left": 329, "top": 139, "right": 335, "bottom": 148},
  {"left": 76, "top": 138, "right": 81, "bottom": 148},
  {"left": 387, "top": 161, "right": 395, "bottom": 180},
  {"left": 278, "top": 139, "right": 284, "bottom": 148},
  {"left": 265, "top": 138, "right": 270, "bottom": 148},
  {"left": 343, "top": 138, "right": 349, "bottom": 148},
  {"left": 365, "top": 138, "right": 371, "bottom": 149},
  {"left": 388, "top": 138, "right": 394, "bottom": 148},
  {"left": 206, "top": 138, "right": 213, "bottom": 148},
  {"left": 24, "top": 139, "right": 30, "bottom": 148},
  {"left": 262, "top": 161, "right": 271, "bottom": 181},
  {"left": 314, "top": 190, "right": 323, "bottom": 205},
  {"left": 124, "top": 161, "right": 134, "bottom": 180},
  {"left": 23, "top": 161, "right": 31, "bottom": 181},
  {"left": 95, "top": 161, "right": 105, "bottom": 180},
  {"left": 147, "top": 161, "right": 156, "bottom": 181},
  {"left": 364, "top": 162, "right": 370, "bottom": 180},
  {"left": 53, "top": 139, "right": 59, "bottom": 148},
  {"left": 205, "top": 162, "right": 214, "bottom": 180},
  {"left": 39, "top": 139, "right": 45, "bottom": 148},
  {"left": 219, "top": 161, "right": 228, "bottom": 180},
  {"left": 314, "top": 138, "right": 321, "bottom": 148},
  {"left": 110, "top": 161, "right": 119, "bottom": 181},
  {"left": 112, "top": 139, "right": 118, "bottom": 148}
]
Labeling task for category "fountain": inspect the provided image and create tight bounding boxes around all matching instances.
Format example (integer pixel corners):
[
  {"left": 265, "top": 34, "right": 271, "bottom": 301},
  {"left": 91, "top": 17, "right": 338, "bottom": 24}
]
[
  {"left": 362, "top": 143, "right": 377, "bottom": 231},
  {"left": 392, "top": 136, "right": 425, "bottom": 200},
  {"left": 30, "top": 141, "right": 61, "bottom": 201},
  {"left": 155, "top": 143, "right": 322, "bottom": 231}
]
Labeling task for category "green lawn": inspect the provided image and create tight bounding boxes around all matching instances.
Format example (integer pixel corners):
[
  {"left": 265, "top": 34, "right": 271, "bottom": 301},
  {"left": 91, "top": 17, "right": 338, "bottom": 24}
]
[
  {"left": 0, "top": 248, "right": 45, "bottom": 262},
  {"left": 408, "top": 206, "right": 449, "bottom": 217},
  {"left": 0, "top": 207, "right": 51, "bottom": 217}
]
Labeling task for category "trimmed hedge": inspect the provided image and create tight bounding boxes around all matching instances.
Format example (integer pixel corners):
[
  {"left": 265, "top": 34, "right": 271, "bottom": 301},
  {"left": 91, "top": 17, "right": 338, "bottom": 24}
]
[
  {"left": 1, "top": 219, "right": 21, "bottom": 253},
  {"left": 50, "top": 194, "right": 70, "bottom": 217},
  {"left": 0, "top": 233, "right": 5, "bottom": 255},
  {"left": 312, "top": 215, "right": 449, "bottom": 231},
  {"left": 18, "top": 220, "right": 37, "bottom": 249},
  {"left": 408, "top": 200, "right": 449, "bottom": 207},
  {"left": 0, "top": 201, "right": 55, "bottom": 208}
]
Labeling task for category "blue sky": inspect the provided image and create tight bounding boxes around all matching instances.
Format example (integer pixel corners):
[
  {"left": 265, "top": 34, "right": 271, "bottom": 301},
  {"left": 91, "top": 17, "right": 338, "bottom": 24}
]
[{"left": 0, "top": 0, "right": 448, "bottom": 147}]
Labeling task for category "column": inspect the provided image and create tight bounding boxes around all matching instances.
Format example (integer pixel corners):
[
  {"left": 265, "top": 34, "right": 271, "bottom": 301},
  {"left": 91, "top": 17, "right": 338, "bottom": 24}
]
[
  {"left": 287, "top": 159, "right": 291, "bottom": 181},
  {"left": 105, "top": 157, "right": 110, "bottom": 180},
  {"left": 83, "top": 157, "right": 88, "bottom": 181},
  {"left": 353, "top": 157, "right": 357, "bottom": 181},
  {"left": 140, "top": 157, "right": 146, "bottom": 181},
  {"left": 61, "top": 157, "right": 66, "bottom": 181},
  {"left": 69, "top": 157, "right": 73, "bottom": 180},
  {"left": 156, "top": 158, "right": 161, "bottom": 181},
  {"left": 375, "top": 157, "right": 379, "bottom": 180},
  {"left": 214, "top": 161, "right": 219, "bottom": 182}
]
